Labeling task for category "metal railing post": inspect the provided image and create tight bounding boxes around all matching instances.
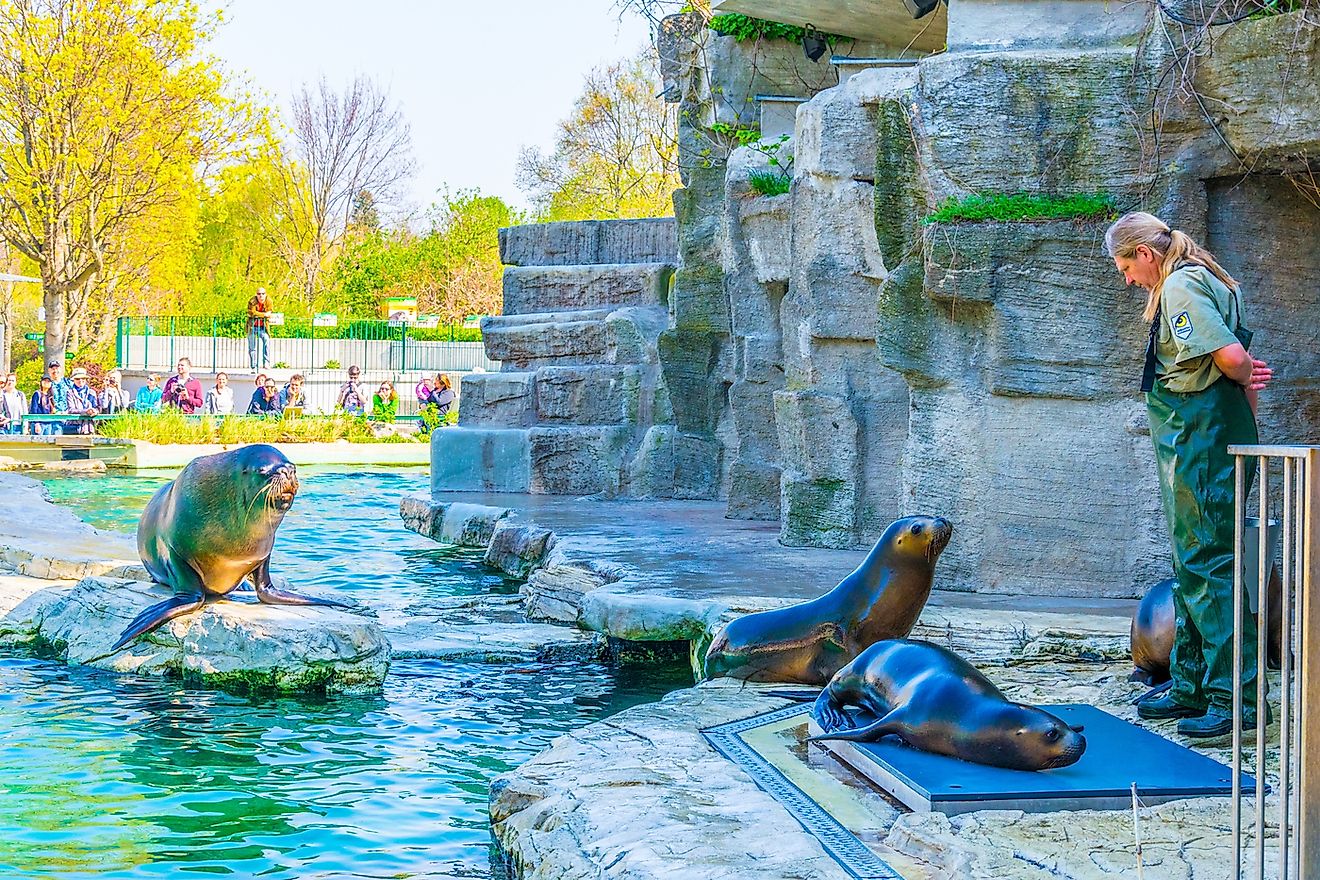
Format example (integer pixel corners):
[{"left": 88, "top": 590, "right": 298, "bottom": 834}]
[
  {"left": 143, "top": 317, "right": 150, "bottom": 370},
  {"left": 211, "top": 317, "right": 217, "bottom": 372},
  {"left": 1299, "top": 448, "right": 1320, "bottom": 873},
  {"left": 168, "top": 316, "right": 175, "bottom": 368}
]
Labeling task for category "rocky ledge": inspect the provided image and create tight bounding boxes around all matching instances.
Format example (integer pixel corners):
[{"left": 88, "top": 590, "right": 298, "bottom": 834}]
[{"left": 0, "top": 576, "right": 389, "bottom": 694}]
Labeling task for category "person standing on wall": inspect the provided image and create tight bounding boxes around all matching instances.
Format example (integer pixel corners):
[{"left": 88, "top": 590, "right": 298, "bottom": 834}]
[
  {"left": 1106, "top": 212, "right": 1273, "bottom": 738},
  {"left": 247, "top": 287, "right": 273, "bottom": 371}
]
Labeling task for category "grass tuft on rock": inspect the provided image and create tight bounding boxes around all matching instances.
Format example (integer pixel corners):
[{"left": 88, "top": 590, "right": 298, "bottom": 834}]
[
  {"left": 924, "top": 192, "right": 1117, "bottom": 225},
  {"left": 748, "top": 170, "right": 791, "bottom": 197}
]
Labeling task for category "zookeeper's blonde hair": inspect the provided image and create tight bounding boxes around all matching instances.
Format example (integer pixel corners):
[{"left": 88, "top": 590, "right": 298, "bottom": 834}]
[{"left": 1104, "top": 212, "right": 1238, "bottom": 322}]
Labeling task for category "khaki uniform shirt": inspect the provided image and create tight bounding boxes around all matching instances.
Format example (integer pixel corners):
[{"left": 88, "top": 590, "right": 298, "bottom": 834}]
[{"left": 1155, "top": 265, "right": 1244, "bottom": 393}]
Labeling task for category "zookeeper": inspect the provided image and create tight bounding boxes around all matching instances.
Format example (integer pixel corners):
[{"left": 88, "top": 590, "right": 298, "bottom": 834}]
[{"left": 1105, "top": 211, "right": 1272, "bottom": 739}]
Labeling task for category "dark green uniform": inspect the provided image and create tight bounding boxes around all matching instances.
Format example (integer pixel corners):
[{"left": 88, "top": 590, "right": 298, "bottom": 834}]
[{"left": 1145, "top": 265, "right": 1259, "bottom": 717}]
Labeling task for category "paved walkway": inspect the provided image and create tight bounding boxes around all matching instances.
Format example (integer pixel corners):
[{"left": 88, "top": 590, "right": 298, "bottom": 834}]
[{"left": 433, "top": 491, "right": 1137, "bottom": 619}]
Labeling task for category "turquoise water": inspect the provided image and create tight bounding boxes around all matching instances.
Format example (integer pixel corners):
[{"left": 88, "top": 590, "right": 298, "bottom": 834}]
[{"left": 4, "top": 468, "right": 688, "bottom": 879}]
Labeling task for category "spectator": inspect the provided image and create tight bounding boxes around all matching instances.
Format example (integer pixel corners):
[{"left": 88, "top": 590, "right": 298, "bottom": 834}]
[
  {"left": 414, "top": 374, "right": 433, "bottom": 404},
  {"left": 371, "top": 380, "right": 399, "bottom": 423},
  {"left": 204, "top": 372, "right": 235, "bottom": 415},
  {"left": 99, "top": 370, "right": 129, "bottom": 415},
  {"left": 278, "top": 374, "right": 308, "bottom": 412},
  {"left": 66, "top": 367, "right": 100, "bottom": 434},
  {"left": 247, "top": 287, "right": 273, "bottom": 370},
  {"left": 248, "top": 377, "right": 281, "bottom": 415},
  {"left": 426, "top": 373, "right": 456, "bottom": 419},
  {"left": 162, "top": 358, "right": 204, "bottom": 413},
  {"left": 254, "top": 372, "right": 267, "bottom": 391},
  {"left": 336, "top": 365, "right": 368, "bottom": 415},
  {"left": 47, "top": 361, "right": 71, "bottom": 415},
  {"left": 29, "top": 376, "right": 56, "bottom": 434},
  {"left": 135, "top": 374, "right": 163, "bottom": 413},
  {"left": 1, "top": 373, "right": 26, "bottom": 434}
]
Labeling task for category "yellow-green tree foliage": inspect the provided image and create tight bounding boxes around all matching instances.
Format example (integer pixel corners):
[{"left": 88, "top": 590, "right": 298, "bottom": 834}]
[
  {"left": 518, "top": 51, "right": 679, "bottom": 222},
  {"left": 0, "top": 0, "right": 249, "bottom": 365}
]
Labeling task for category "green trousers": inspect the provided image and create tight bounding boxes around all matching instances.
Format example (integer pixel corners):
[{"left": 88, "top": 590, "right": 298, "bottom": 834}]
[{"left": 1146, "top": 377, "right": 1260, "bottom": 715}]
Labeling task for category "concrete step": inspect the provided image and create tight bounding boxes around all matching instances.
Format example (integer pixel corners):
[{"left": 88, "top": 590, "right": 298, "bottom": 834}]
[
  {"left": 480, "top": 307, "right": 668, "bottom": 372},
  {"left": 502, "top": 262, "right": 673, "bottom": 316},
  {"left": 459, "top": 366, "right": 671, "bottom": 429},
  {"left": 499, "top": 218, "right": 677, "bottom": 267},
  {"left": 431, "top": 425, "right": 635, "bottom": 497}
]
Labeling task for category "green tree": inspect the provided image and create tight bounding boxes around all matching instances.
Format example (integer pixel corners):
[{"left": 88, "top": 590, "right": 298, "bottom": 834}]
[
  {"left": 517, "top": 51, "right": 679, "bottom": 221},
  {"left": 0, "top": 0, "right": 254, "bottom": 365}
]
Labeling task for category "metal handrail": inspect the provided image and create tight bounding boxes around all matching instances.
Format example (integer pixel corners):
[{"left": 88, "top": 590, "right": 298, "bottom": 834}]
[{"left": 1227, "top": 444, "right": 1320, "bottom": 879}]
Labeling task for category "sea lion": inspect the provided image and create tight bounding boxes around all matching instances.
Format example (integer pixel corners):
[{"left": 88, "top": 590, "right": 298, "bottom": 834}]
[
  {"left": 703, "top": 515, "right": 952, "bottom": 685},
  {"left": 1130, "top": 566, "right": 1282, "bottom": 685},
  {"left": 112, "top": 444, "right": 350, "bottom": 650},
  {"left": 810, "top": 638, "right": 1087, "bottom": 771}
]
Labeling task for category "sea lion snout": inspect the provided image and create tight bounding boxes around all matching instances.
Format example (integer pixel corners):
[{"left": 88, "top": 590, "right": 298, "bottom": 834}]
[
  {"left": 267, "top": 464, "right": 299, "bottom": 511},
  {"left": 889, "top": 515, "right": 953, "bottom": 563}
]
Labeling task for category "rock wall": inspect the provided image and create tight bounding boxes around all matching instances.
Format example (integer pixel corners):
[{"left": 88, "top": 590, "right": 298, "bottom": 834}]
[{"left": 666, "top": 8, "right": 1320, "bottom": 597}]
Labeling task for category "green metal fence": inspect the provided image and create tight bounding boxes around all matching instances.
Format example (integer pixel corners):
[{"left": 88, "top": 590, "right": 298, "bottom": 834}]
[{"left": 115, "top": 316, "right": 497, "bottom": 374}]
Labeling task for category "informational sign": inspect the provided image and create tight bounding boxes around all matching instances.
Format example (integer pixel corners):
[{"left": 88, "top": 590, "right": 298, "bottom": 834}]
[
  {"left": 462, "top": 315, "right": 483, "bottom": 329},
  {"left": 414, "top": 315, "right": 440, "bottom": 329},
  {"left": 313, "top": 313, "right": 338, "bottom": 328},
  {"left": 383, "top": 297, "right": 417, "bottom": 324},
  {"left": 24, "top": 332, "right": 42, "bottom": 341},
  {"left": 267, "top": 312, "right": 286, "bottom": 326}
]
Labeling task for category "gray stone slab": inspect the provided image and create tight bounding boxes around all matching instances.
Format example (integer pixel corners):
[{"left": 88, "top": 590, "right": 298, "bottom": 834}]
[
  {"left": 501, "top": 263, "right": 673, "bottom": 316},
  {"left": 430, "top": 428, "right": 530, "bottom": 493},
  {"left": 499, "top": 218, "right": 678, "bottom": 267}
]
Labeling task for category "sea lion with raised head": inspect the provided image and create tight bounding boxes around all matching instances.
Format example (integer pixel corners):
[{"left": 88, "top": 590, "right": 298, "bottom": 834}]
[
  {"left": 810, "top": 638, "right": 1087, "bottom": 771},
  {"left": 1130, "top": 566, "right": 1282, "bottom": 686},
  {"left": 112, "top": 444, "right": 350, "bottom": 650},
  {"left": 703, "top": 515, "right": 952, "bottom": 685}
]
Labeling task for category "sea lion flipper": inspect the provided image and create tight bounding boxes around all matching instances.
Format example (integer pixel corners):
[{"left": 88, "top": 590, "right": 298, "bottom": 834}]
[
  {"left": 808, "top": 707, "right": 903, "bottom": 743},
  {"left": 811, "top": 689, "right": 851, "bottom": 733},
  {"left": 252, "top": 569, "right": 352, "bottom": 609},
  {"left": 112, "top": 591, "right": 206, "bottom": 652}
]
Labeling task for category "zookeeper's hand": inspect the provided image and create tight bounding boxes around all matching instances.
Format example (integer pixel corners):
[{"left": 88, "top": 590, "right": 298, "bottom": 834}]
[{"left": 1246, "top": 358, "right": 1272, "bottom": 392}]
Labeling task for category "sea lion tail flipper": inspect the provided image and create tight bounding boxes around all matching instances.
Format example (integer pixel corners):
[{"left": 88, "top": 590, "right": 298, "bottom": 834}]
[
  {"left": 808, "top": 708, "right": 901, "bottom": 743},
  {"left": 112, "top": 592, "right": 206, "bottom": 651},
  {"left": 765, "top": 690, "right": 820, "bottom": 702},
  {"left": 254, "top": 581, "right": 353, "bottom": 609},
  {"left": 1130, "top": 679, "right": 1173, "bottom": 705}
]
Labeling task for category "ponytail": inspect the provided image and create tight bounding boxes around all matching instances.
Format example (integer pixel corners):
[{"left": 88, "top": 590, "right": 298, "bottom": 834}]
[{"left": 1105, "top": 212, "right": 1239, "bottom": 322}]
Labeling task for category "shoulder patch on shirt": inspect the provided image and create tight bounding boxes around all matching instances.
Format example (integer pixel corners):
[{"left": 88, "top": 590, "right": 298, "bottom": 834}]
[{"left": 1172, "top": 310, "right": 1194, "bottom": 340}]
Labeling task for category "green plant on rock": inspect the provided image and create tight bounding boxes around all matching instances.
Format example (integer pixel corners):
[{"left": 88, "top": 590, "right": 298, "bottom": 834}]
[
  {"left": 748, "top": 170, "right": 791, "bottom": 197},
  {"left": 708, "top": 121, "right": 762, "bottom": 148},
  {"left": 707, "top": 14, "right": 850, "bottom": 46},
  {"left": 924, "top": 192, "right": 1118, "bottom": 225}
]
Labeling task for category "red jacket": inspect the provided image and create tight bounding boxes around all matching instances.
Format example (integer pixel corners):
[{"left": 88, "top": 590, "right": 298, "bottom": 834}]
[{"left": 162, "top": 376, "right": 204, "bottom": 413}]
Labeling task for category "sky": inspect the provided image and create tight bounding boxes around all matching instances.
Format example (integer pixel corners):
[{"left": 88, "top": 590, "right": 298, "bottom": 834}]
[{"left": 207, "top": 0, "right": 654, "bottom": 216}]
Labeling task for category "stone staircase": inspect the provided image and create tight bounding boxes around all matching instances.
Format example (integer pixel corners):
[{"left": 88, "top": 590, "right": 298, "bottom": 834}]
[{"left": 432, "top": 218, "right": 680, "bottom": 497}]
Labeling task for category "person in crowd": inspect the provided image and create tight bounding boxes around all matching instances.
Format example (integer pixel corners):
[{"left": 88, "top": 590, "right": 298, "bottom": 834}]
[
  {"left": 254, "top": 372, "right": 267, "bottom": 391},
  {"left": 336, "top": 365, "right": 368, "bottom": 415},
  {"left": 135, "top": 374, "right": 163, "bottom": 413},
  {"left": 1, "top": 373, "right": 27, "bottom": 434},
  {"left": 1107, "top": 211, "right": 1272, "bottom": 738},
  {"left": 247, "top": 287, "right": 273, "bottom": 370},
  {"left": 29, "top": 375, "right": 57, "bottom": 434},
  {"left": 204, "top": 372, "right": 235, "bottom": 415},
  {"left": 414, "top": 374, "right": 433, "bottom": 404},
  {"left": 426, "top": 373, "right": 456, "bottom": 419},
  {"left": 99, "top": 370, "right": 129, "bottom": 415},
  {"left": 47, "top": 361, "right": 71, "bottom": 415},
  {"left": 278, "top": 374, "right": 307, "bottom": 413},
  {"left": 371, "top": 379, "right": 399, "bottom": 423},
  {"left": 248, "top": 377, "right": 281, "bottom": 415},
  {"left": 162, "top": 358, "right": 204, "bottom": 413},
  {"left": 66, "top": 367, "right": 100, "bottom": 434}
]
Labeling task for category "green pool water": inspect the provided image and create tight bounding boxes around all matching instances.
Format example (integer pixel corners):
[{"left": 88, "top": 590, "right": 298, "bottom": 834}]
[{"left": 4, "top": 468, "right": 689, "bottom": 879}]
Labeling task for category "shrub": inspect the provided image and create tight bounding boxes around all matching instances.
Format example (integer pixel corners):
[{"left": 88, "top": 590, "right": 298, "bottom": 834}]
[
  {"left": 707, "top": 14, "right": 850, "bottom": 45},
  {"left": 924, "top": 192, "right": 1117, "bottom": 225},
  {"left": 748, "top": 170, "right": 791, "bottom": 197},
  {"left": 98, "top": 411, "right": 421, "bottom": 445},
  {"left": 323, "top": 359, "right": 341, "bottom": 370}
]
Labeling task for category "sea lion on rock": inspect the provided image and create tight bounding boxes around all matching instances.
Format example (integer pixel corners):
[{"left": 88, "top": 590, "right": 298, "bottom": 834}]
[
  {"left": 704, "top": 515, "right": 952, "bottom": 685},
  {"left": 811, "top": 639, "right": 1087, "bottom": 771},
  {"left": 1130, "top": 566, "right": 1282, "bottom": 686},
  {"left": 112, "top": 444, "right": 350, "bottom": 651}
]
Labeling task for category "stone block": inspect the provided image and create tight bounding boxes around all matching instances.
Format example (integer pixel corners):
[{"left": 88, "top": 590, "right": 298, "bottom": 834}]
[
  {"left": 726, "top": 460, "right": 781, "bottom": 522},
  {"left": 735, "top": 177, "right": 791, "bottom": 285},
  {"left": 485, "top": 521, "right": 557, "bottom": 579},
  {"left": 740, "top": 334, "right": 784, "bottom": 385},
  {"left": 431, "top": 428, "right": 530, "bottom": 493},
  {"left": 673, "top": 432, "right": 722, "bottom": 500},
  {"left": 3, "top": 577, "right": 388, "bottom": 694},
  {"left": 946, "top": 0, "right": 1148, "bottom": 52},
  {"left": 480, "top": 316, "right": 611, "bottom": 368},
  {"left": 399, "top": 493, "right": 512, "bottom": 546},
  {"left": 498, "top": 218, "right": 677, "bottom": 267},
  {"left": 501, "top": 263, "right": 673, "bottom": 316},
  {"left": 528, "top": 426, "right": 632, "bottom": 496},
  {"left": 535, "top": 366, "right": 643, "bottom": 426},
  {"left": 627, "top": 425, "right": 677, "bottom": 498},
  {"left": 457, "top": 372, "right": 535, "bottom": 427}
]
